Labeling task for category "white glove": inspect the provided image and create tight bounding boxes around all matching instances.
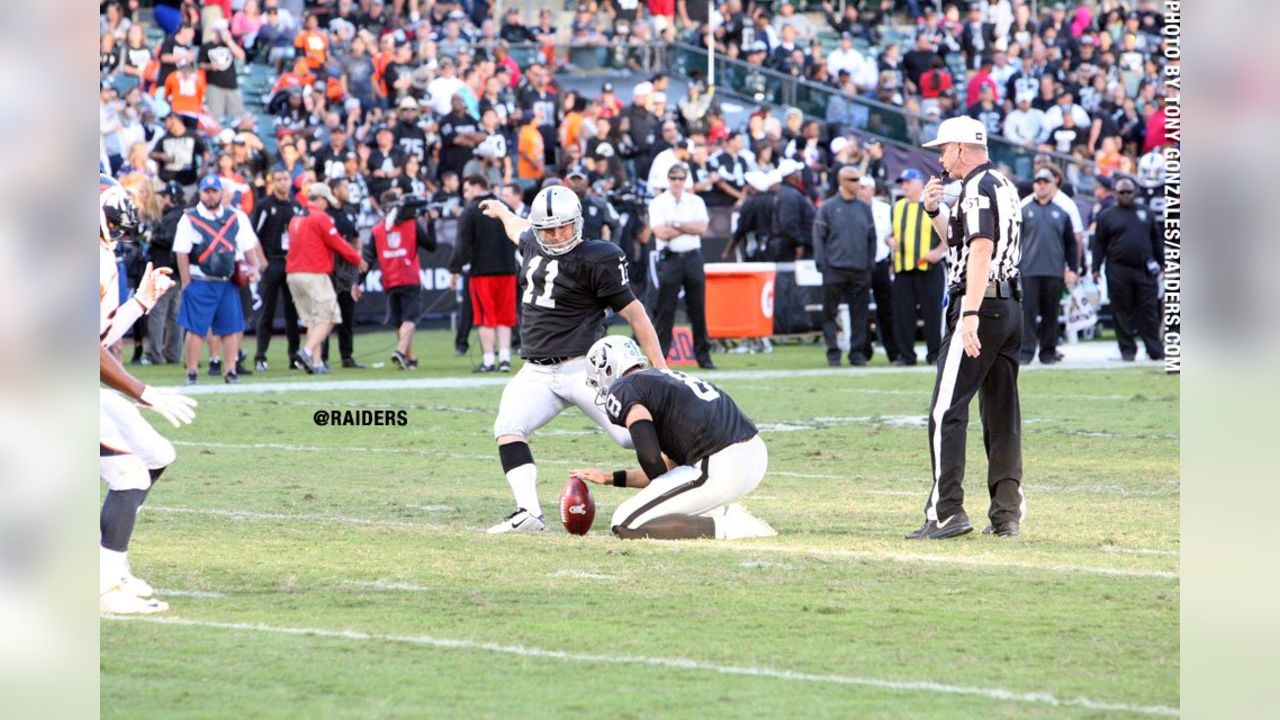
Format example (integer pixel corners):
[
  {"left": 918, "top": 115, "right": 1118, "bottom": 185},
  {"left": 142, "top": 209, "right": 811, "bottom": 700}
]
[
  {"left": 135, "top": 262, "right": 176, "bottom": 311},
  {"left": 139, "top": 386, "right": 198, "bottom": 428}
]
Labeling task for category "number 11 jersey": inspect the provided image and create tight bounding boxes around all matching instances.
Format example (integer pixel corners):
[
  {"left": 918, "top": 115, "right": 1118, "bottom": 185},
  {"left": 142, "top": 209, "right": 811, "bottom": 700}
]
[
  {"left": 603, "top": 368, "right": 758, "bottom": 467},
  {"left": 516, "top": 231, "right": 635, "bottom": 360}
]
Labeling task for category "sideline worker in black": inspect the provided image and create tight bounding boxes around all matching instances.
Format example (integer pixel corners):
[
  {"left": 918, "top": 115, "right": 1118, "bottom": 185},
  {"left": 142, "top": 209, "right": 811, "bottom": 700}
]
[
  {"left": 908, "top": 116, "right": 1025, "bottom": 540},
  {"left": 320, "top": 177, "right": 364, "bottom": 369},
  {"left": 812, "top": 165, "right": 877, "bottom": 367},
  {"left": 771, "top": 159, "right": 815, "bottom": 261},
  {"left": 1018, "top": 167, "right": 1080, "bottom": 365},
  {"left": 1092, "top": 176, "right": 1165, "bottom": 362},
  {"left": 250, "top": 167, "right": 302, "bottom": 371}
]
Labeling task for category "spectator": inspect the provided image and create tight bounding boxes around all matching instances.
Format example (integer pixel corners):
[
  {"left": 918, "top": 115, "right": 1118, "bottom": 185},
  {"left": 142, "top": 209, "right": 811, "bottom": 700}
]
[
  {"left": 157, "top": 24, "right": 198, "bottom": 88},
  {"left": 705, "top": 130, "right": 750, "bottom": 208},
  {"left": 959, "top": 3, "right": 995, "bottom": 71},
  {"left": 174, "top": 175, "right": 263, "bottom": 384},
  {"left": 151, "top": 112, "right": 208, "bottom": 193},
  {"left": 286, "top": 182, "right": 368, "bottom": 374},
  {"left": 440, "top": 93, "right": 486, "bottom": 179},
  {"left": 648, "top": 162, "right": 714, "bottom": 369},
  {"left": 1004, "top": 90, "right": 1046, "bottom": 146},
  {"left": 250, "top": 167, "right": 302, "bottom": 371},
  {"left": 516, "top": 108, "right": 546, "bottom": 188},
  {"left": 199, "top": 19, "right": 246, "bottom": 122},
  {"left": 902, "top": 33, "right": 939, "bottom": 92},
  {"left": 966, "top": 83, "right": 1005, "bottom": 137},
  {"left": 295, "top": 12, "right": 332, "bottom": 73},
  {"left": 366, "top": 124, "right": 405, "bottom": 200},
  {"left": 964, "top": 53, "right": 999, "bottom": 107},
  {"left": 827, "top": 32, "right": 866, "bottom": 81},
  {"left": 812, "top": 165, "right": 876, "bottom": 367},
  {"left": 118, "top": 25, "right": 153, "bottom": 90},
  {"left": 567, "top": 168, "right": 621, "bottom": 242},
  {"left": 163, "top": 59, "right": 207, "bottom": 117},
  {"left": 232, "top": 0, "right": 267, "bottom": 53},
  {"left": 368, "top": 189, "right": 436, "bottom": 369}
]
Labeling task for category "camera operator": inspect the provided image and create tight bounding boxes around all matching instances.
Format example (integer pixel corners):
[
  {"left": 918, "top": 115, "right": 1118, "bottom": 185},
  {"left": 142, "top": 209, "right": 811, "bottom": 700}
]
[
  {"left": 365, "top": 189, "right": 438, "bottom": 370},
  {"left": 145, "top": 182, "right": 187, "bottom": 365}
]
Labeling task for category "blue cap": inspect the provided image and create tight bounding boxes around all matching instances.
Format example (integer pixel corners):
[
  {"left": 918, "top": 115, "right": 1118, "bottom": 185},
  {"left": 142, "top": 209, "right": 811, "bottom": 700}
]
[
  {"left": 198, "top": 175, "right": 223, "bottom": 191},
  {"left": 896, "top": 168, "right": 925, "bottom": 183}
]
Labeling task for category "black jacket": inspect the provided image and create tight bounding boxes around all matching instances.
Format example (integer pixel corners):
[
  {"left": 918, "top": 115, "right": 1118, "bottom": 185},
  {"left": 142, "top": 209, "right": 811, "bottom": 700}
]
[
  {"left": 251, "top": 194, "right": 298, "bottom": 259},
  {"left": 1093, "top": 204, "right": 1163, "bottom": 275},
  {"left": 147, "top": 205, "right": 184, "bottom": 271},
  {"left": 773, "top": 183, "right": 816, "bottom": 261},
  {"left": 450, "top": 194, "right": 518, "bottom": 276}
]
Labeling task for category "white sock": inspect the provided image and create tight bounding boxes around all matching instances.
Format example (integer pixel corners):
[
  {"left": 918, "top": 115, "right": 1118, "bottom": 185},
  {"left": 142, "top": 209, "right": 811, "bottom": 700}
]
[
  {"left": 505, "top": 463, "right": 541, "bottom": 517},
  {"left": 100, "top": 547, "right": 129, "bottom": 592},
  {"left": 498, "top": 349, "right": 511, "bottom": 363},
  {"left": 483, "top": 352, "right": 495, "bottom": 367}
]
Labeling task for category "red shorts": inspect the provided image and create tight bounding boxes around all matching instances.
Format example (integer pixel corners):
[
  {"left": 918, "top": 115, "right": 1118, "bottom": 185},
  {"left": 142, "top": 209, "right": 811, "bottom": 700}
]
[{"left": 469, "top": 274, "right": 517, "bottom": 328}]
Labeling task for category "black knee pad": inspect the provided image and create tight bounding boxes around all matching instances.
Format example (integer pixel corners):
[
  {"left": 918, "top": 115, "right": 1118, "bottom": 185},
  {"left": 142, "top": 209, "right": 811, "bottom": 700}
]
[{"left": 498, "top": 442, "right": 534, "bottom": 474}]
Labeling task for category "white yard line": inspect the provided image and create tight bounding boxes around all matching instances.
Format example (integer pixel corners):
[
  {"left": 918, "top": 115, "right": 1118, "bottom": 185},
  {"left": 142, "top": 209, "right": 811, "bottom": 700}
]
[
  {"left": 103, "top": 615, "right": 1178, "bottom": 717},
  {"left": 169, "top": 359, "right": 1164, "bottom": 396},
  {"left": 144, "top": 505, "right": 1177, "bottom": 580},
  {"left": 154, "top": 589, "right": 227, "bottom": 599},
  {"left": 548, "top": 569, "right": 620, "bottom": 581},
  {"left": 171, "top": 441, "right": 1177, "bottom": 496},
  {"left": 340, "top": 580, "right": 432, "bottom": 592},
  {"left": 1100, "top": 546, "right": 1180, "bottom": 557}
]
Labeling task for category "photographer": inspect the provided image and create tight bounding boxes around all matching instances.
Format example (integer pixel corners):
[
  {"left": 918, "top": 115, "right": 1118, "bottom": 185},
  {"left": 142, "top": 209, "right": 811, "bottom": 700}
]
[
  {"left": 567, "top": 169, "right": 620, "bottom": 243},
  {"left": 365, "top": 189, "right": 437, "bottom": 370},
  {"left": 144, "top": 182, "right": 186, "bottom": 365}
]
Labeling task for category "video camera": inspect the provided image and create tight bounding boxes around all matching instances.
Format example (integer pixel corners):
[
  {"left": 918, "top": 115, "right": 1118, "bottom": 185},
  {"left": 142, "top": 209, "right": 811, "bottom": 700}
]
[{"left": 390, "top": 194, "right": 445, "bottom": 223}]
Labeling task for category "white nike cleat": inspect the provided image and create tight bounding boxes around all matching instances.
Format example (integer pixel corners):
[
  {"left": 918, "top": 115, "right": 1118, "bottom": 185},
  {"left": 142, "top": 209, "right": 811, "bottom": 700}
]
[
  {"left": 486, "top": 508, "right": 547, "bottom": 534},
  {"left": 121, "top": 573, "right": 155, "bottom": 598},
  {"left": 714, "top": 503, "right": 777, "bottom": 540},
  {"left": 100, "top": 585, "right": 169, "bottom": 615}
]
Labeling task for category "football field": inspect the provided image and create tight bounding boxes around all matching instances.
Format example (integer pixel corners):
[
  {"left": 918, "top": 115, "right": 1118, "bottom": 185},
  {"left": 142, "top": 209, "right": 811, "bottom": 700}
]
[{"left": 102, "top": 330, "right": 1179, "bottom": 719}]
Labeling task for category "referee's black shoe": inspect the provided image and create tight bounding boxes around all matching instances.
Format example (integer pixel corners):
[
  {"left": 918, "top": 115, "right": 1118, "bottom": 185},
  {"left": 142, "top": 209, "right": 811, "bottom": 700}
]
[
  {"left": 982, "top": 521, "right": 1021, "bottom": 537},
  {"left": 905, "top": 511, "right": 973, "bottom": 540}
]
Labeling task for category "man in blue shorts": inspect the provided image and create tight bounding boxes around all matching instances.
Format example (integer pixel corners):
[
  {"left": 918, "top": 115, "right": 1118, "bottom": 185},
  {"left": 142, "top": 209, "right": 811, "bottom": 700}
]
[{"left": 174, "top": 175, "right": 262, "bottom": 384}]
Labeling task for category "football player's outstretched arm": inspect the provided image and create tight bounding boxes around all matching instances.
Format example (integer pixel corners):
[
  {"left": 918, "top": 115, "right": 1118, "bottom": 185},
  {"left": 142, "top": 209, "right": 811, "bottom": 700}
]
[
  {"left": 101, "top": 344, "right": 198, "bottom": 428},
  {"left": 569, "top": 404, "right": 677, "bottom": 489},
  {"left": 617, "top": 300, "right": 669, "bottom": 370},
  {"left": 478, "top": 198, "right": 530, "bottom": 245}
]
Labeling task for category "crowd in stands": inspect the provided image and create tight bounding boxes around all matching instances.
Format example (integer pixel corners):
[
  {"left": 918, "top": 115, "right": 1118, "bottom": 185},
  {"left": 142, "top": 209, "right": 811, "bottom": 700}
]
[{"left": 99, "top": 0, "right": 1169, "bottom": 369}]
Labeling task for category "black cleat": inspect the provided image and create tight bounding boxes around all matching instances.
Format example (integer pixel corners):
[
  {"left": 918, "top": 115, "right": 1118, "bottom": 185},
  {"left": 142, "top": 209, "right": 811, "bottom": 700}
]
[
  {"left": 186, "top": 371, "right": 198, "bottom": 386},
  {"left": 207, "top": 358, "right": 223, "bottom": 376},
  {"left": 905, "top": 511, "right": 973, "bottom": 540},
  {"left": 986, "top": 521, "right": 1020, "bottom": 537},
  {"left": 391, "top": 351, "right": 409, "bottom": 370},
  {"left": 498, "top": 360, "right": 511, "bottom": 373},
  {"left": 342, "top": 358, "right": 366, "bottom": 369},
  {"left": 224, "top": 372, "right": 239, "bottom": 384},
  {"left": 698, "top": 359, "right": 719, "bottom": 370},
  {"left": 473, "top": 363, "right": 496, "bottom": 373},
  {"left": 255, "top": 359, "right": 269, "bottom": 372}
]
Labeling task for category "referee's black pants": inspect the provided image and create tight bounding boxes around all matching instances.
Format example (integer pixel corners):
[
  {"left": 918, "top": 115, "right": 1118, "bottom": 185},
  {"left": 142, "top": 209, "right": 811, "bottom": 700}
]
[
  {"left": 820, "top": 266, "right": 871, "bottom": 364},
  {"left": 1106, "top": 264, "right": 1164, "bottom": 360},
  {"left": 654, "top": 248, "right": 712, "bottom": 365},
  {"left": 1020, "top": 275, "right": 1065, "bottom": 363},
  {"left": 924, "top": 294, "right": 1024, "bottom": 527},
  {"left": 254, "top": 258, "right": 300, "bottom": 363},
  {"left": 892, "top": 264, "right": 945, "bottom": 365}
]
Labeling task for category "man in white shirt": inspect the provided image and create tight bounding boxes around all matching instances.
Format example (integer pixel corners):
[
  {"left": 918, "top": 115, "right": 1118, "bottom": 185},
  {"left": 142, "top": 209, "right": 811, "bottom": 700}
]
[
  {"left": 173, "top": 174, "right": 263, "bottom": 384},
  {"left": 648, "top": 162, "right": 715, "bottom": 369},
  {"left": 1003, "top": 91, "right": 1046, "bottom": 146},
  {"left": 647, "top": 137, "right": 694, "bottom": 194},
  {"left": 826, "top": 32, "right": 865, "bottom": 80}
]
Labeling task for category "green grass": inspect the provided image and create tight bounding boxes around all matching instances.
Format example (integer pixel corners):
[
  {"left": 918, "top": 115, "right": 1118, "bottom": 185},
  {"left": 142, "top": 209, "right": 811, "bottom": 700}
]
[{"left": 103, "top": 330, "right": 1179, "bottom": 718}]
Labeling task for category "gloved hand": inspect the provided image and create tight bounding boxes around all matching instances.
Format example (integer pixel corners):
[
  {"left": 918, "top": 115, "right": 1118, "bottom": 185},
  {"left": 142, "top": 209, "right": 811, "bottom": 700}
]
[
  {"left": 139, "top": 386, "right": 198, "bottom": 428},
  {"left": 135, "top": 263, "right": 175, "bottom": 310}
]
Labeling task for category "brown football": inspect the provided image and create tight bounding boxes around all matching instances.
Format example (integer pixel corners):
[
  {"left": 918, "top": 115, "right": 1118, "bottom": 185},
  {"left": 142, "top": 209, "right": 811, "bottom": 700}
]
[
  {"left": 559, "top": 476, "right": 596, "bottom": 535},
  {"left": 232, "top": 259, "right": 252, "bottom": 288}
]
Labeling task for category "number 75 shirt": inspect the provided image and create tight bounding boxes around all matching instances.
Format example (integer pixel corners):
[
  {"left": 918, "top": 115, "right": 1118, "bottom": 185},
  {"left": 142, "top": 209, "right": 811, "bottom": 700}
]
[{"left": 515, "top": 231, "right": 636, "bottom": 360}]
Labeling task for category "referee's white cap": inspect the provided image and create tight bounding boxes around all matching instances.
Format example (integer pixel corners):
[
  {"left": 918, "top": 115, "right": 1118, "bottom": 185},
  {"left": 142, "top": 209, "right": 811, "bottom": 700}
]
[{"left": 922, "top": 116, "right": 989, "bottom": 148}]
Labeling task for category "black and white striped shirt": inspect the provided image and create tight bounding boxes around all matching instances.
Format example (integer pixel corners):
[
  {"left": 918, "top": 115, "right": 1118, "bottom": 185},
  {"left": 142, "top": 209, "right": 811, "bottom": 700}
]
[{"left": 944, "top": 163, "right": 1022, "bottom": 290}]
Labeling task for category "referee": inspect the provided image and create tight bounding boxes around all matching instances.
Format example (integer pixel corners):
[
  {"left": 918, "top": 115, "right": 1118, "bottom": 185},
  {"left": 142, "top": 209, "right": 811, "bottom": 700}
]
[{"left": 907, "top": 116, "right": 1025, "bottom": 540}]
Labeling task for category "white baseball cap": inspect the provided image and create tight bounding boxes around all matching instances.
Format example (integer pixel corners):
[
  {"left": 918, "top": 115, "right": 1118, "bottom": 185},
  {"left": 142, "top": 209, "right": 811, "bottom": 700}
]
[
  {"left": 632, "top": 81, "right": 653, "bottom": 100},
  {"left": 830, "top": 136, "right": 849, "bottom": 155},
  {"left": 922, "top": 116, "right": 989, "bottom": 148},
  {"left": 744, "top": 170, "right": 775, "bottom": 192},
  {"left": 777, "top": 158, "right": 805, "bottom": 177}
]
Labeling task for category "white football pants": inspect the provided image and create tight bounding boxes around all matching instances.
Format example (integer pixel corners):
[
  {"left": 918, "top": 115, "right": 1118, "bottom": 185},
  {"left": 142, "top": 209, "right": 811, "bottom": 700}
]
[
  {"left": 493, "top": 357, "right": 634, "bottom": 448},
  {"left": 611, "top": 435, "right": 768, "bottom": 531},
  {"left": 100, "top": 389, "right": 174, "bottom": 490}
]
